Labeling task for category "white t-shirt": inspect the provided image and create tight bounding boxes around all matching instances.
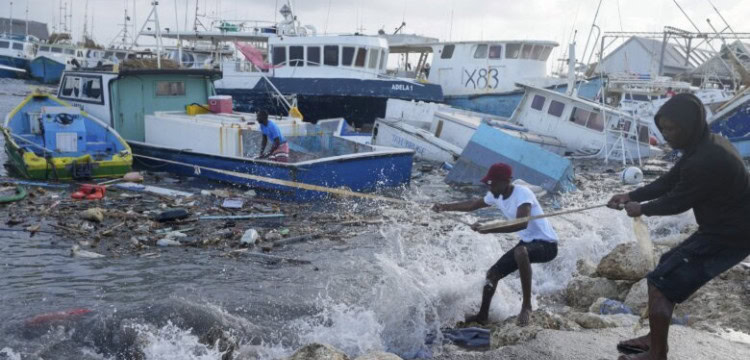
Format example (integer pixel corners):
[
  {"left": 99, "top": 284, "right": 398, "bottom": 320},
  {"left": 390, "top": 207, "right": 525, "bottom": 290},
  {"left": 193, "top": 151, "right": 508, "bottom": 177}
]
[{"left": 483, "top": 185, "right": 558, "bottom": 243}]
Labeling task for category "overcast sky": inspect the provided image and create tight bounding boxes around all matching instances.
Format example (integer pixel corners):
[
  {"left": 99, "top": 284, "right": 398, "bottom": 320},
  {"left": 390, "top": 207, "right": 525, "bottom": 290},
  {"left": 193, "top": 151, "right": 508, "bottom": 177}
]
[{"left": 3, "top": 0, "right": 748, "bottom": 66}]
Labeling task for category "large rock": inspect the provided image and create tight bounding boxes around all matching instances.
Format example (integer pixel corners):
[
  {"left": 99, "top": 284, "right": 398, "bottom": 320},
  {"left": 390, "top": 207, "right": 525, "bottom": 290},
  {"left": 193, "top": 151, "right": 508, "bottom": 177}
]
[
  {"left": 624, "top": 278, "right": 650, "bottom": 315},
  {"left": 287, "top": 343, "right": 349, "bottom": 360},
  {"left": 354, "top": 352, "right": 403, "bottom": 360},
  {"left": 596, "top": 242, "right": 652, "bottom": 281},
  {"left": 567, "top": 312, "right": 639, "bottom": 329},
  {"left": 565, "top": 276, "right": 631, "bottom": 308},
  {"left": 490, "top": 310, "right": 578, "bottom": 348}
]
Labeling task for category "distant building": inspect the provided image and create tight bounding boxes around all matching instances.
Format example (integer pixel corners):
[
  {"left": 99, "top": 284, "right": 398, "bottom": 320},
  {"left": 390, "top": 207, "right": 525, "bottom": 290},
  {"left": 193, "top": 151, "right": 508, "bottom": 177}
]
[
  {"left": 0, "top": 18, "right": 49, "bottom": 41},
  {"left": 592, "top": 36, "right": 714, "bottom": 78}
]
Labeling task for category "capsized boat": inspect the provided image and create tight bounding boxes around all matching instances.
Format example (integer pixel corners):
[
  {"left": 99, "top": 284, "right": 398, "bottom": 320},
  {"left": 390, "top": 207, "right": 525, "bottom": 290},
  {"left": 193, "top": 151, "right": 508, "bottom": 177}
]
[{"left": 2, "top": 93, "right": 132, "bottom": 180}]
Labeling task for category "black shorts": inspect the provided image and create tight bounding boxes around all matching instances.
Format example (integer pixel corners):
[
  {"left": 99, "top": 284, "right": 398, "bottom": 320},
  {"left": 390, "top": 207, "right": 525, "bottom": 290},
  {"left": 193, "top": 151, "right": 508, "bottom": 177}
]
[
  {"left": 647, "top": 232, "right": 750, "bottom": 304},
  {"left": 487, "top": 240, "right": 558, "bottom": 280}
]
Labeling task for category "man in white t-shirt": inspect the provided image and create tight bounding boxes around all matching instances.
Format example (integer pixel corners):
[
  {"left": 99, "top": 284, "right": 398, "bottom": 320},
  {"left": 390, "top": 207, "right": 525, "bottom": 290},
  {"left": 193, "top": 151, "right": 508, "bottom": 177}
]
[{"left": 433, "top": 163, "right": 559, "bottom": 326}]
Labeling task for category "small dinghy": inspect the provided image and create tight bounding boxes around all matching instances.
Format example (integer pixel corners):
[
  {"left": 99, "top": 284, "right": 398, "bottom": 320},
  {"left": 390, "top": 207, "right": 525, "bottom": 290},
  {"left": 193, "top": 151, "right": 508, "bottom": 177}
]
[{"left": 2, "top": 93, "right": 132, "bottom": 180}]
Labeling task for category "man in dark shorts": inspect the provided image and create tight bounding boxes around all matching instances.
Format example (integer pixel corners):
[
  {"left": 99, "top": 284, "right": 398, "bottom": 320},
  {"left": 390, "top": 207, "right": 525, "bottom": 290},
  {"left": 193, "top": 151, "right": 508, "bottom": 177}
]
[
  {"left": 608, "top": 93, "right": 750, "bottom": 360},
  {"left": 433, "top": 163, "right": 559, "bottom": 326}
]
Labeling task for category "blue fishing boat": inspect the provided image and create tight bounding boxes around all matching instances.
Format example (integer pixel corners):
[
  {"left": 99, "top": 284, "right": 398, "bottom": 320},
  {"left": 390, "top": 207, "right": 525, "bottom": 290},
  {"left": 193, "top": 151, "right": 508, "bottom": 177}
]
[
  {"left": 30, "top": 55, "right": 67, "bottom": 84},
  {"left": 130, "top": 135, "right": 414, "bottom": 201},
  {"left": 2, "top": 93, "right": 132, "bottom": 180},
  {"left": 59, "top": 67, "right": 414, "bottom": 201}
]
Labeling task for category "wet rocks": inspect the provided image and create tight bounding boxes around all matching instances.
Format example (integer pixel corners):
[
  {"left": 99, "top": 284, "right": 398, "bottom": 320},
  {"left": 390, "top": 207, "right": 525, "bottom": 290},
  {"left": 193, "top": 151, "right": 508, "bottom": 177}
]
[
  {"left": 286, "top": 343, "right": 349, "bottom": 360},
  {"left": 575, "top": 258, "right": 597, "bottom": 277},
  {"left": 490, "top": 310, "right": 578, "bottom": 348},
  {"left": 596, "top": 242, "right": 652, "bottom": 281},
  {"left": 199, "top": 326, "right": 236, "bottom": 360},
  {"left": 564, "top": 276, "right": 630, "bottom": 308},
  {"left": 354, "top": 352, "right": 403, "bottom": 360}
]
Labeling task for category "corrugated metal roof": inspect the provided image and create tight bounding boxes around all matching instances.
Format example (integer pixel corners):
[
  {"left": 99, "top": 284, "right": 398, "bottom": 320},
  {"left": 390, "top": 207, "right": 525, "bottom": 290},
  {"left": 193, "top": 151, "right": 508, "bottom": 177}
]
[{"left": 0, "top": 18, "right": 49, "bottom": 40}]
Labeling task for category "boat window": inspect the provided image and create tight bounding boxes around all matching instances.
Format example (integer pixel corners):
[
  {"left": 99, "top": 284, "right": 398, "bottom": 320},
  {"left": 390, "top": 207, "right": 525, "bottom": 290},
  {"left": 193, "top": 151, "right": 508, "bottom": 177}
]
[
  {"left": 489, "top": 45, "right": 502, "bottom": 59},
  {"left": 521, "top": 44, "right": 534, "bottom": 59},
  {"left": 307, "top": 46, "right": 320, "bottom": 66},
  {"left": 116, "top": 52, "right": 127, "bottom": 60},
  {"left": 548, "top": 100, "right": 565, "bottom": 117},
  {"left": 474, "top": 44, "right": 488, "bottom": 59},
  {"left": 12, "top": 42, "right": 24, "bottom": 50},
  {"left": 0, "top": 41, "right": 8, "bottom": 48},
  {"left": 156, "top": 81, "right": 186, "bottom": 96},
  {"left": 441, "top": 44, "right": 455, "bottom": 59},
  {"left": 61, "top": 76, "right": 79, "bottom": 97},
  {"left": 587, "top": 111, "right": 604, "bottom": 131},
  {"left": 342, "top": 46, "right": 355, "bottom": 66},
  {"left": 324, "top": 45, "right": 338, "bottom": 66},
  {"left": 570, "top": 107, "right": 589, "bottom": 126},
  {"left": 619, "top": 119, "right": 632, "bottom": 132},
  {"left": 354, "top": 47, "right": 367, "bottom": 67},
  {"left": 379, "top": 49, "right": 386, "bottom": 70},
  {"left": 65, "top": 48, "right": 75, "bottom": 55},
  {"left": 530, "top": 95, "right": 546, "bottom": 110},
  {"left": 505, "top": 43, "right": 521, "bottom": 59},
  {"left": 632, "top": 94, "right": 649, "bottom": 101},
  {"left": 637, "top": 124, "right": 650, "bottom": 143},
  {"left": 81, "top": 78, "right": 102, "bottom": 101},
  {"left": 531, "top": 45, "right": 543, "bottom": 60},
  {"left": 51, "top": 47, "right": 63, "bottom": 53},
  {"left": 288, "top": 46, "right": 304, "bottom": 66},
  {"left": 540, "top": 46, "right": 553, "bottom": 61},
  {"left": 39, "top": 45, "right": 49, "bottom": 51},
  {"left": 104, "top": 51, "right": 114, "bottom": 58},
  {"left": 272, "top": 46, "right": 286, "bottom": 66},
  {"left": 368, "top": 48, "right": 379, "bottom": 69}
]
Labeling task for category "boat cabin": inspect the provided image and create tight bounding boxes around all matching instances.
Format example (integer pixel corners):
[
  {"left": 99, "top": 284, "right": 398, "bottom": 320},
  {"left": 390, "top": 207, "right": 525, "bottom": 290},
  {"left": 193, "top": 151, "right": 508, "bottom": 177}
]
[
  {"left": 389, "top": 40, "right": 558, "bottom": 96},
  {"left": 57, "top": 69, "right": 221, "bottom": 142},
  {"left": 511, "top": 82, "right": 655, "bottom": 162}
]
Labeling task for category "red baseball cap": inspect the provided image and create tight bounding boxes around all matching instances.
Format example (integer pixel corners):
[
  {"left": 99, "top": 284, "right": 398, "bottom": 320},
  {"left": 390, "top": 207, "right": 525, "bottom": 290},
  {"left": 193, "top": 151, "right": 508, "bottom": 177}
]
[{"left": 481, "top": 163, "right": 512, "bottom": 184}]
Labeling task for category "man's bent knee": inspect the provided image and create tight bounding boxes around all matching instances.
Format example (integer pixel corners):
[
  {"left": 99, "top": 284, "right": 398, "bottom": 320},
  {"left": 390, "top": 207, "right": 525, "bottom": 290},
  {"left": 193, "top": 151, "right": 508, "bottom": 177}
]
[{"left": 513, "top": 246, "right": 529, "bottom": 262}]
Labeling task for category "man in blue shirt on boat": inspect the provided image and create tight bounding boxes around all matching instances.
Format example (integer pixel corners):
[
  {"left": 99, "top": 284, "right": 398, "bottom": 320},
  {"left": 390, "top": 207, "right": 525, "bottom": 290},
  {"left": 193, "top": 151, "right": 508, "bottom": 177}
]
[{"left": 257, "top": 110, "right": 289, "bottom": 162}]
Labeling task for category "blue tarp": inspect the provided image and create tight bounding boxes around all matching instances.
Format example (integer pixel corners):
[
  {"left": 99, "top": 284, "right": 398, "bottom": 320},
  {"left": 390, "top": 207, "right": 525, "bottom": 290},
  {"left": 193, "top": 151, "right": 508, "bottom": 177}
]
[{"left": 445, "top": 123, "right": 576, "bottom": 193}]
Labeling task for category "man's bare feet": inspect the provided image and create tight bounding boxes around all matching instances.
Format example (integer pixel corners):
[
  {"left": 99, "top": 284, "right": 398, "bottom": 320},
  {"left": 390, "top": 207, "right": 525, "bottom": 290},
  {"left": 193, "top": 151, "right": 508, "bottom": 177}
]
[
  {"left": 617, "top": 351, "right": 666, "bottom": 360},
  {"left": 516, "top": 306, "right": 532, "bottom": 326},
  {"left": 617, "top": 334, "right": 650, "bottom": 354}
]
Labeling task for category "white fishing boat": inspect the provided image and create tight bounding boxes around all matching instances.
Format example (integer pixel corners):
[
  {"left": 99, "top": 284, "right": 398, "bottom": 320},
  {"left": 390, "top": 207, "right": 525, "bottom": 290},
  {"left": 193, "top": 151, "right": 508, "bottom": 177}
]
[
  {"left": 141, "top": 1, "right": 443, "bottom": 127},
  {"left": 0, "top": 33, "right": 36, "bottom": 78}
]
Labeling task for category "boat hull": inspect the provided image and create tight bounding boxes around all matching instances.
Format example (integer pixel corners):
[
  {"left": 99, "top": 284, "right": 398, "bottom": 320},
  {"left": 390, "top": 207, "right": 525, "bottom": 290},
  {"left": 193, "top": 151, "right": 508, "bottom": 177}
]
[
  {"left": 0, "top": 55, "right": 29, "bottom": 79},
  {"left": 128, "top": 141, "right": 414, "bottom": 202},
  {"left": 30, "top": 56, "right": 66, "bottom": 84},
  {"left": 217, "top": 77, "right": 443, "bottom": 127},
  {"left": 3, "top": 140, "right": 132, "bottom": 180}
]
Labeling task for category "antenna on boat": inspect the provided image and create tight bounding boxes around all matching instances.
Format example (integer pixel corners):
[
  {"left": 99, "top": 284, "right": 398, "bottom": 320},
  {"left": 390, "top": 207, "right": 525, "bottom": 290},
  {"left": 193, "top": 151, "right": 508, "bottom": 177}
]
[
  {"left": 83, "top": 0, "right": 89, "bottom": 41},
  {"left": 8, "top": 1, "right": 12, "bottom": 36},
  {"left": 566, "top": 39, "right": 577, "bottom": 97},
  {"left": 136, "top": 1, "right": 164, "bottom": 68},
  {"left": 110, "top": 1, "right": 134, "bottom": 50},
  {"left": 25, "top": 1, "right": 29, "bottom": 38}
]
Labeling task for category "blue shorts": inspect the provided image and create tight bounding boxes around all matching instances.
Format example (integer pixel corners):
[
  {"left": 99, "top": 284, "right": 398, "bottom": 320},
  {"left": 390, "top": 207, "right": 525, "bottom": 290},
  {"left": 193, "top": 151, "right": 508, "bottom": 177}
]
[{"left": 647, "top": 232, "right": 750, "bottom": 303}]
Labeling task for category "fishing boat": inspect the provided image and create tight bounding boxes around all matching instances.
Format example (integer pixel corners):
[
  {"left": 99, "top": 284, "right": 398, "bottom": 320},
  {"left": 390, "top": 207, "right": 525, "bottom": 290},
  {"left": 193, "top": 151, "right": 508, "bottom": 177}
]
[
  {"left": 709, "top": 87, "right": 750, "bottom": 157},
  {"left": 30, "top": 42, "right": 79, "bottom": 84},
  {"left": 143, "top": 1, "right": 443, "bottom": 127},
  {"left": 372, "top": 99, "right": 565, "bottom": 163},
  {"left": 58, "top": 67, "right": 414, "bottom": 200},
  {"left": 0, "top": 34, "right": 36, "bottom": 78},
  {"left": 2, "top": 93, "right": 132, "bottom": 180}
]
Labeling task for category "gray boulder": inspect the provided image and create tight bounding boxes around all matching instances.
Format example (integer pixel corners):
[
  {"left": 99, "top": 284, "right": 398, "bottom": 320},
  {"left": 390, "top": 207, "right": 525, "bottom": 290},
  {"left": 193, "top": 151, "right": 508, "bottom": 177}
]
[
  {"left": 565, "top": 276, "right": 631, "bottom": 308},
  {"left": 287, "top": 343, "right": 349, "bottom": 360},
  {"left": 490, "top": 310, "right": 578, "bottom": 348},
  {"left": 624, "top": 278, "right": 650, "bottom": 315},
  {"left": 354, "top": 352, "right": 403, "bottom": 360},
  {"left": 596, "top": 242, "right": 652, "bottom": 281}
]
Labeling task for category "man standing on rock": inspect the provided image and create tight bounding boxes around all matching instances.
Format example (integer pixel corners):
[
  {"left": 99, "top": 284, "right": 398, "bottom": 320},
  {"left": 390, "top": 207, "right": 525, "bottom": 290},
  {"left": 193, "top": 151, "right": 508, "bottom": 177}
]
[
  {"left": 608, "top": 93, "right": 750, "bottom": 360},
  {"left": 433, "top": 163, "right": 559, "bottom": 326}
]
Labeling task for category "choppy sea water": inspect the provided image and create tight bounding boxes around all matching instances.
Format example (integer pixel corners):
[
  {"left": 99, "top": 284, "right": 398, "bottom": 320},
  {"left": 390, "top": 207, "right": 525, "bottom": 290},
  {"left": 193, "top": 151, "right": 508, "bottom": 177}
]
[{"left": 0, "top": 78, "right": 698, "bottom": 359}]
